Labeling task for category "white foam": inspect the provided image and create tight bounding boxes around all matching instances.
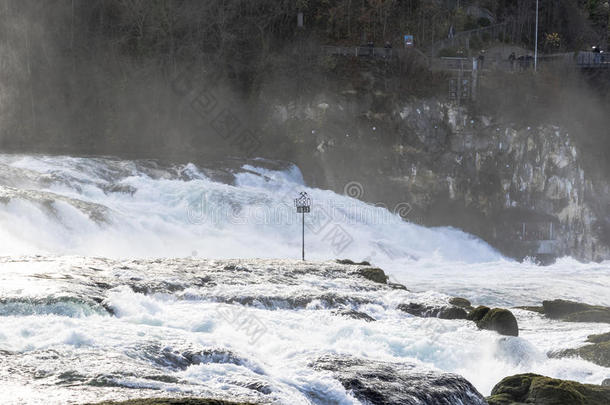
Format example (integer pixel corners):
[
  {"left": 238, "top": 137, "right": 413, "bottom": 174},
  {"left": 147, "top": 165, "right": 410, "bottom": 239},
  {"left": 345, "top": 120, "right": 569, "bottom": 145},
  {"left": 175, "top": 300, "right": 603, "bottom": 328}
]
[{"left": 0, "top": 155, "right": 609, "bottom": 403}]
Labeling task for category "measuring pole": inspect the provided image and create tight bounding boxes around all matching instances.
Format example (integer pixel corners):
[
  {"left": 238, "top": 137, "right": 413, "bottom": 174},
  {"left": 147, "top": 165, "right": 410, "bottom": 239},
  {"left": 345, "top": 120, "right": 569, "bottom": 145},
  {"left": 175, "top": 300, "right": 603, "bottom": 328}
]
[
  {"left": 294, "top": 192, "right": 311, "bottom": 262},
  {"left": 534, "top": 0, "right": 539, "bottom": 72}
]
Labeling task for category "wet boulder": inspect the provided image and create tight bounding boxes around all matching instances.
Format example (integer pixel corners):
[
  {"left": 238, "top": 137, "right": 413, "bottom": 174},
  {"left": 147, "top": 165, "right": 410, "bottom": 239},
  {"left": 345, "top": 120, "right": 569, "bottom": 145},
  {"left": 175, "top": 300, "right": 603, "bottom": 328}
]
[
  {"left": 439, "top": 306, "right": 469, "bottom": 319},
  {"left": 551, "top": 332, "right": 610, "bottom": 368},
  {"left": 542, "top": 299, "right": 610, "bottom": 323},
  {"left": 86, "top": 399, "right": 258, "bottom": 404},
  {"left": 398, "top": 303, "right": 468, "bottom": 319},
  {"left": 467, "top": 305, "right": 490, "bottom": 322},
  {"left": 587, "top": 331, "right": 610, "bottom": 343},
  {"left": 332, "top": 309, "right": 376, "bottom": 322},
  {"left": 574, "top": 341, "right": 610, "bottom": 368},
  {"left": 449, "top": 297, "right": 472, "bottom": 309},
  {"left": 336, "top": 259, "right": 371, "bottom": 266},
  {"left": 357, "top": 267, "right": 388, "bottom": 284},
  {"left": 313, "top": 354, "right": 487, "bottom": 405},
  {"left": 487, "top": 373, "right": 610, "bottom": 405},
  {"left": 476, "top": 308, "right": 519, "bottom": 337}
]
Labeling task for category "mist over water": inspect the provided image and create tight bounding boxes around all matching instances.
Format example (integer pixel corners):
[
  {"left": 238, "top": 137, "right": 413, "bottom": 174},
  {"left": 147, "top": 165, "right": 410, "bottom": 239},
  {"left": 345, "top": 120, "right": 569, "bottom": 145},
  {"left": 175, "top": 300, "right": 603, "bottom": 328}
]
[
  {"left": 1, "top": 153, "right": 609, "bottom": 308},
  {"left": 0, "top": 154, "right": 609, "bottom": 404},
  {"left": 0, "top": 154, "right": 500, "bottom": 260}
]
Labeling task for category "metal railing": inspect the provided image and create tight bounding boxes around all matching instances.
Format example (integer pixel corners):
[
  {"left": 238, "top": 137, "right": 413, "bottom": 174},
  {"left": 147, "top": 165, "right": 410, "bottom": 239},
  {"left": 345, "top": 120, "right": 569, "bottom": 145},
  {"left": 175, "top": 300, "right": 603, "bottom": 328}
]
[
  {"left": 576, "top": 51, "right": 609, "bottom": 67},
  {"left": 321, "top": 45, "right": 397, "bottom": 58},
  {"left": 429, "top": 21, "right": 513, "bottom": 55},
  {"left": 434, "top": 57, "right": 472, "bottom": 71}
]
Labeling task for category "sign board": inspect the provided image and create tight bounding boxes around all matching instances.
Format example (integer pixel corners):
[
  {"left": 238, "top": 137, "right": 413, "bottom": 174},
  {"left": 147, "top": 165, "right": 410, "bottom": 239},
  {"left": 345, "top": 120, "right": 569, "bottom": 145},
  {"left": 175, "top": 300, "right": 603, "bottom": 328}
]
[
  {"left": 403, "top": 35, "right": 414, "bottom": 48},
  {"left": 297, "top": 206, "right": 310, "bottom": 213}
]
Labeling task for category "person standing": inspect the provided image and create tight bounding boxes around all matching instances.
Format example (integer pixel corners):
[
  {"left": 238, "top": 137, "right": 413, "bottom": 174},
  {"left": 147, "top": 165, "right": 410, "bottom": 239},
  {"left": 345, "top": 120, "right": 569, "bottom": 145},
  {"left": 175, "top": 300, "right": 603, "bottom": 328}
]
[
  {"left": 508, "top": 52, "right": 516, "bottom": 71},
  {"left": 593, "top": 46, "right": 601, "bottom": 64},
  {"left": 478, "top": 51, "right": 485, "bottom": 70}
]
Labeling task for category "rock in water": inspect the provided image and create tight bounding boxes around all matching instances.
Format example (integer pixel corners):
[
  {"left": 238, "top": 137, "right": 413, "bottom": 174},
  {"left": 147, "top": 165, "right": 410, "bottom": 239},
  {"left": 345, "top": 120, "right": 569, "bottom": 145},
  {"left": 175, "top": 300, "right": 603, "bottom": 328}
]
[
  {"left": 587, "top": 331, "right": 610, "bottom": 343},
  {"left": 449, "top": 297, "right": 472, "bottom": 309},
  {"left": 487, "top": 373, "right": 610, "bottom": 405},
  {"left": 357, "top": 267, "right": 388, "bottom": 284},
  {"left": 602, "top": 378, "right": 610, "bottom": 387},
  {"left": 87, "top": 400, "right": 257, "bottom": 405},
  {"left": 542, "top": 299, "right": 592, "bottom": 318},
  {"left": 336, "top": 259, "right": 371, "bottom": 266},
  {"left": 397, "top": 302, "right": 468, "bottom": 319},
  {"left": 313, "top": 355, "right": 487, "bottom": 405},
  {"left": 467, "top": 305, "right": 491, "bottom": 322},
  {"left": 551, "top": 332, "right": 610, "bottom": 368},
  {"left": 542, "top": 299, "right": 610, "bottom": 323},
  {"left": 332, "top": 309, "right": 376, "bottom": 322},
  {"left": 476, "top": 308, "right": 519, "bottom": 336},
  {"left": 575, "top": 341, "right": 610, "bottom": 367}
]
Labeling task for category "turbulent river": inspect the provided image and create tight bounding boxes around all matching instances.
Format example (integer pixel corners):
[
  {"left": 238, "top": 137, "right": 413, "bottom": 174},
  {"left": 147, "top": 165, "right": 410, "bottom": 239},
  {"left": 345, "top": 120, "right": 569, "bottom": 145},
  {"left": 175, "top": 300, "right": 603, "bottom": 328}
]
[{"left": 0, "top": 154, "right": 608, "bottom": 404}]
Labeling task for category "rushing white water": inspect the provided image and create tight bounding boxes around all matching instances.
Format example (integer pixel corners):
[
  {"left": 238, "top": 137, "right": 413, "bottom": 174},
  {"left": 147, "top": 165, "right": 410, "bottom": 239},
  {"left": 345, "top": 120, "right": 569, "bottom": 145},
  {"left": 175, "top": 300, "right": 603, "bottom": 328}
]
[{"left": 0, "top": 154, "right": 608, "bottom": 404}]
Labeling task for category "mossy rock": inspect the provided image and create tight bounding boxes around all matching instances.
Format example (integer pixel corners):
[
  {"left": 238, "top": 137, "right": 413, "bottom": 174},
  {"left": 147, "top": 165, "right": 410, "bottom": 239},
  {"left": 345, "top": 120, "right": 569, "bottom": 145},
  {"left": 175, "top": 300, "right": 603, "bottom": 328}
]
[
  {"left": 449, "top": 297, "right": 472, "bottom": 309},
  {"left": 587, "top": 331, "right": 610, "bottom": 344},
  {"left": 579, "top": 341, "right": 610, "bottom": 367},
  {"left": 542, "top": 300, "right": 592, "bottom": 318},
  {"left": 564, "top": 309, "right": 610, "bottom": 323},
  {"left": 550, "top": 332, "right": 610, "bottom": 368},
  {"left": 438, "top": 306, "right": 468, "bottom": 320},
  {"left": 487, "top": 373, "right": 610, "bottom": 405},
  {"left": 397, "top": 303, "right": 467, "bottom": 319},
  {"left": 467, "top": 305, "right": 490, "bottom": 322},
  {"left": 87, "top": 399, "right": 257, "bottom": 405},
  {"left": 542, "top": 299, "right": 610, "bottom": 323},
  {"left": 357, "top": 267, "right": 388, "bottom": 284},
  {"left": 476, "top": 308, "right": 518, "bottom": 336},
  {"left": 336, "top": 259, "right": 371, "bottom": 266}
]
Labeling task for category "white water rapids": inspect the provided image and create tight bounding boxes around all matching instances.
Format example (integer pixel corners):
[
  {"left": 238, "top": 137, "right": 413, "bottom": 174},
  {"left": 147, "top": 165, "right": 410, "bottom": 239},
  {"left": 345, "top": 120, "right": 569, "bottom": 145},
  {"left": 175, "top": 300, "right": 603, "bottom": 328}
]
[{"left": 0, "top": 154, "right": 608, "bottom": 404}]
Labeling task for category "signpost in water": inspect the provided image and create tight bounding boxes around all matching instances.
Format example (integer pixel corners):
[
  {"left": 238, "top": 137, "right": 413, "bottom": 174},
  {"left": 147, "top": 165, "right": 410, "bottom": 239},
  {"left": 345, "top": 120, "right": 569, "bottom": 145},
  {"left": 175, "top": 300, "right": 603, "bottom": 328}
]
[{"left": 294, "top": 192, "right": 311, "bottom": 261}]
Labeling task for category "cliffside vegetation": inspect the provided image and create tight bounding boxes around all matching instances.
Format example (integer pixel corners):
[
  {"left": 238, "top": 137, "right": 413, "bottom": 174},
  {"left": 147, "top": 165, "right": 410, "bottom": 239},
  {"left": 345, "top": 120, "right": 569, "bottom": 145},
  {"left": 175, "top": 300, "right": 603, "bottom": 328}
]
[{"left": 0, "top": 0, "right": 607, "bottom": 157}]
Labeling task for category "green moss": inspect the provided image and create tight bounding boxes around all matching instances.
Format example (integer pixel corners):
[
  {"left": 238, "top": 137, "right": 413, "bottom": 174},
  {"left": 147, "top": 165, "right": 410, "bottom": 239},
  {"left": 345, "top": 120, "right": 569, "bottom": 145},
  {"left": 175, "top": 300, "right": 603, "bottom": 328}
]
[
  {"left": 476, "top": 308, "right": 519, "bottom": 336},
  {"left": 487, "top": 374, "right": 610, "bottom": 405}
]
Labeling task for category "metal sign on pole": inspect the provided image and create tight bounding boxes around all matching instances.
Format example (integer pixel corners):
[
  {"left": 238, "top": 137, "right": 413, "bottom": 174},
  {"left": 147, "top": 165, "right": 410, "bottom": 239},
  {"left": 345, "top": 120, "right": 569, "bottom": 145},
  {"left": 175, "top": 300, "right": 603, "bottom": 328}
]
[{"left": 294, "top": 192, "right": 311, "bottom": 261}]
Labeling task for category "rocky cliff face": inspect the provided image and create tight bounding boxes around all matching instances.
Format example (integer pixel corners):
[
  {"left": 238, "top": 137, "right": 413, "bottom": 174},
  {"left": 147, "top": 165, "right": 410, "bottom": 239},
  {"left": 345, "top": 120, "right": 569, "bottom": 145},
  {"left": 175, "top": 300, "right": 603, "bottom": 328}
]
[{"left": 263, "top": 83, "right": 610, "bottom": 261}]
